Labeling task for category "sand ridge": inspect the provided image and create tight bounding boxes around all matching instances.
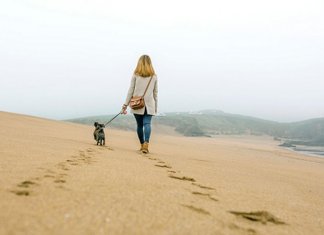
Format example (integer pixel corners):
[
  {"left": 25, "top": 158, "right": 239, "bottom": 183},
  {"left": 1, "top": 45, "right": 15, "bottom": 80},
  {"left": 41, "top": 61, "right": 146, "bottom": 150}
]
[{"left": 1, "top": 111, "right": 324, "bottom": 235}]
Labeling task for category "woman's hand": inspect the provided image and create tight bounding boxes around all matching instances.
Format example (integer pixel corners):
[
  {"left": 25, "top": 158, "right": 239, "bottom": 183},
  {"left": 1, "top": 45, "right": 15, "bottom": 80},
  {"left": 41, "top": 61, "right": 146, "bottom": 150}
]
[{"left": 121, "top": 104, "right": 128, "bottom": 115}]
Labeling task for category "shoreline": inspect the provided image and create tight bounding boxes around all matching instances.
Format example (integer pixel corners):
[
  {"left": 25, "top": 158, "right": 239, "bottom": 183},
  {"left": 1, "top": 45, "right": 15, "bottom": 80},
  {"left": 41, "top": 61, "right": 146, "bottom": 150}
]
[{"left": 279, "top": 145, "right": 324, "bottom": 159}]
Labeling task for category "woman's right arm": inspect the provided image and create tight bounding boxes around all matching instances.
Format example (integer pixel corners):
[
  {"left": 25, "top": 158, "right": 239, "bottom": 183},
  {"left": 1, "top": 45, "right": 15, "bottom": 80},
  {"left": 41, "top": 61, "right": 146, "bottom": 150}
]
[
  {"left": 153, "top": 77, "right": 158, "bottom": 113},
  {"left": 121, "top": 75, "right": 136, "bottom": 113}
]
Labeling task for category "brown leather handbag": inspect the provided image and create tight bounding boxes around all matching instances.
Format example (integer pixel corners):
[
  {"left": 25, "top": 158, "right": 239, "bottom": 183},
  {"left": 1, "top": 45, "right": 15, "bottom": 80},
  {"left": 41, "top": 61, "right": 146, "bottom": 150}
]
[{"left": 129, "top": 76, "right": 153, "bottom": 110}]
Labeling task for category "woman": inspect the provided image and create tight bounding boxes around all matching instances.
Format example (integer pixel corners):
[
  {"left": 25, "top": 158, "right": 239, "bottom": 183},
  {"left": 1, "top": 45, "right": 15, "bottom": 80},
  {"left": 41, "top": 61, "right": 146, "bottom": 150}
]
[{"left": 121, "top": 55, "right": 158, "bottom": 154}]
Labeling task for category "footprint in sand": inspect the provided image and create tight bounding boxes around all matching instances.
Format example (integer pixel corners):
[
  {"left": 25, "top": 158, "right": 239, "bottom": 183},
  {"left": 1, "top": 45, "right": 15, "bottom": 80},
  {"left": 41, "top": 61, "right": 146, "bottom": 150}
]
[
  {"left": 191, "top": 191, "right": 218, "bottom": 202},
  {"left": 98, "top": 146, "right": 113, "bottom": 151},
  {"left": 9, "top": 148, "right": 98, "bottom": 196},
  {"left": 155, "top": 164, "right": 172, "bottom": 169},
  {"left": 66, "top": 160, "right": 79, "bottom": 165},
  {"left": 149, "top": 157, "right": 218, "bottom": 205},
  {"left": 228, "top": 223, "right": 257, "bottom": 235},
  {"left": 11, "top": 190, "right": 31, "bottom": 196},
  {"left": 54, "top": 179, "right": 66, "bottom": 183},
  {"left": 17, "top": 180, "right": 37, "bottom": 188},
  {"left": 192, "top": 182, "right": 216, "bottom": 191},
  {"left": 44, "top": 174, "right": 55, "bottom": 178},
  {"left": 148, "top": 157, "right": 158, "bottom": 161},
  {"left": 181, "top": 204, "right": 210, "bottom": 215},
  {"left": 169, "top": 175, "right": 196, "bottom": 182},
  {"left": 11, "top": 180, "right": 38, "bottom": 196},
  {"left": 229, "top": 211, "right": 286, "bottom": 225},
  {"left": 86, "top": 148, "right": 95, "bottom": 153},
  {"left": 57, "top": 163, "right": 70, "bottom": 171}
]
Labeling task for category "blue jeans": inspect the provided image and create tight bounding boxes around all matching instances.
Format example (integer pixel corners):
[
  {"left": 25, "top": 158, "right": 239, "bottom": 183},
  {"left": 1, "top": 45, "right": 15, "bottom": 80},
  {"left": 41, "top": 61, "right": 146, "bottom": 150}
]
[{"left": 134, "top": 108, "right": 152, "bottom": 144}]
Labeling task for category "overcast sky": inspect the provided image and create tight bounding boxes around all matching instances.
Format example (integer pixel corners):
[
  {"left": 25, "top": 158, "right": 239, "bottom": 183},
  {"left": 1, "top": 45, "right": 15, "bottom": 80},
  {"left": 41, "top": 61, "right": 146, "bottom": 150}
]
[{"left": 0, "top": 0, "right": 323, "bottom": 122}]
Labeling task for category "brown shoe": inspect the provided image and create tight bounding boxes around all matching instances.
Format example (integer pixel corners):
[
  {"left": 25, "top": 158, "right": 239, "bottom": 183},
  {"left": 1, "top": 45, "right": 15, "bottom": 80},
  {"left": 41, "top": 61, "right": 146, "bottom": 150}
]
[
  {"left": 142, "top": 142, "right": 149, "bottom": 154},
  {"left": 140, "top": 144, "right": 144, "bottom": 151}
]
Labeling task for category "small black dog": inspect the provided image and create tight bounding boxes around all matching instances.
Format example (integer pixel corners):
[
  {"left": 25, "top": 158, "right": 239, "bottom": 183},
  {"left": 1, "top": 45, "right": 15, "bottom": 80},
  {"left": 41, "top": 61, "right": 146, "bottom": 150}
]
[{"left": 94, "top": 122, "right": 105, "bottom": 146}]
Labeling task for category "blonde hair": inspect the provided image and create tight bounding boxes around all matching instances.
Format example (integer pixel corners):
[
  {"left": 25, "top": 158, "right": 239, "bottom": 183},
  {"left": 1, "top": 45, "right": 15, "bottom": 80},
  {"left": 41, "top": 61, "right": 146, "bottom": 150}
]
[{"left": 134, "top": 55, "right": 156, "bottom": 77}]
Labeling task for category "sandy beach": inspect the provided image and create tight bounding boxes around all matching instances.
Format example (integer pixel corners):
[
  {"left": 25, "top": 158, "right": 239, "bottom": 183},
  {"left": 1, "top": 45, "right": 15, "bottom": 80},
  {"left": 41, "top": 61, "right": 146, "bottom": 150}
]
[{"left": 1, "top": 111, "right": 324, "bottom": 235}]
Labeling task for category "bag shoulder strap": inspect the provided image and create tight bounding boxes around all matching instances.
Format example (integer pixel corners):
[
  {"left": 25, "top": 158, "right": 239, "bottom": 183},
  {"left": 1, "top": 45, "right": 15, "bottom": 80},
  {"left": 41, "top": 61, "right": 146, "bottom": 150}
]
[{"left": 142, "top": 76, "right": 153, "bottom": 97}]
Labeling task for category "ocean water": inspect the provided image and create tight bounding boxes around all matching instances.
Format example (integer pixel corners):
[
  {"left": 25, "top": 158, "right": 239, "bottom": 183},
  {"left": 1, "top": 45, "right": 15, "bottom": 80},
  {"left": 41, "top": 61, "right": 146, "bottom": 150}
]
[{"left": 291, "top": 145, "right": 324, "bottom": 158}]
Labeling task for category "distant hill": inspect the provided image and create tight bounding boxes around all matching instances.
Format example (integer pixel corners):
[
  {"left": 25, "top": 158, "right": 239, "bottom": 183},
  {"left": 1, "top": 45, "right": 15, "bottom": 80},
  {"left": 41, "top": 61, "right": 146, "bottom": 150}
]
[
  {"left": 67, "top": 110, "right": 324, "bottom": 146},
  {"left": 278, "top": 118, "right": 324, "bottom": 146}
]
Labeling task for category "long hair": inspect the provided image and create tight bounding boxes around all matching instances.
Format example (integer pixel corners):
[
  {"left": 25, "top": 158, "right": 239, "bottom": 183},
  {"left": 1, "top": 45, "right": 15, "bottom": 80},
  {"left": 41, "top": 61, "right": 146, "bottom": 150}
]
[{"left": 134, "top": 55, "right": 156, "bottom": 77}]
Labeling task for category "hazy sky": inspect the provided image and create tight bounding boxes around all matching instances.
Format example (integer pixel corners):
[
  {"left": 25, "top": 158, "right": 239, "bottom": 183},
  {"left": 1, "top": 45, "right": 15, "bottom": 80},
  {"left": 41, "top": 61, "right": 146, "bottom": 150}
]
[{"left": 1, "top": 0, "right": 323, "bottom": 122}]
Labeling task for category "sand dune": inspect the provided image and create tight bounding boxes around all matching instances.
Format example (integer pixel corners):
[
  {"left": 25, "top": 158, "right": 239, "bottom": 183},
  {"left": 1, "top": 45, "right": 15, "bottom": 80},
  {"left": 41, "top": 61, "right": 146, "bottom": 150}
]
[{"left": 1, "top": 111, "right": 324, "bottom": 235}]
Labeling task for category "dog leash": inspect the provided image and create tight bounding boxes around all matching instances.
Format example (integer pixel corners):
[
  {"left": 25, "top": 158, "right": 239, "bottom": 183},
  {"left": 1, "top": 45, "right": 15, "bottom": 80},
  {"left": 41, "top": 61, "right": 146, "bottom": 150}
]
[{"left": 104, "top": 112, "right": 121, "bottom": 127}]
